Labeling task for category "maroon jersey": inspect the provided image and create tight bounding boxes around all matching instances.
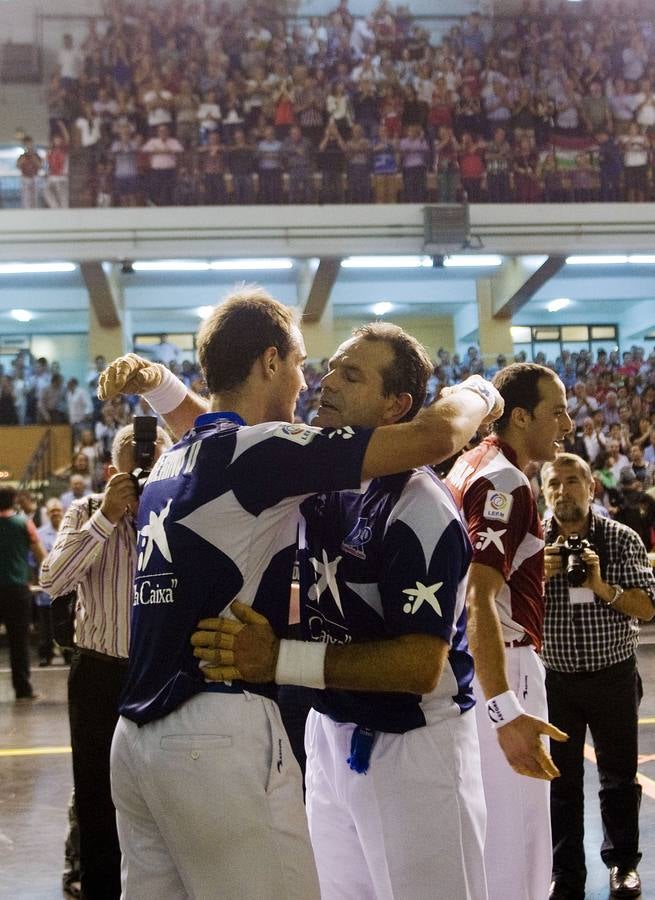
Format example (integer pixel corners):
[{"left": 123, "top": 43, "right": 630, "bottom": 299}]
[{"left": 445, "top": 436, "right": 545, "bottom": 650}]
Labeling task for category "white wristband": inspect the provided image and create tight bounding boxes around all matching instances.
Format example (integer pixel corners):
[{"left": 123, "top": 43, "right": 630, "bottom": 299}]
[
  {"left": 486, "top": 690, "right": 524, "bottom": 729},
  {"left": 454, "top": 376, "right": 499, "bottom": 416},
  {"left": 144, "top": 367, "right": 188, "bottom": 415},
  {"left": 275, "top": 639, "right": 327, "bottom": 689}
]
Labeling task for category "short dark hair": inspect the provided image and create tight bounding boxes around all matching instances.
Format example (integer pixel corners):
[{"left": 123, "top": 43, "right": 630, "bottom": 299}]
[
  {"left": 0, "top": 487, "right": 17, "bottom": 511},
  {"left": 197, "top": 285, "right": 296, "bottom": 394},
  {"left": 352, "top": 322, "right": 432, "bottom": 422},
  {"left": 492, "top": 363, "right": 558, "bottom": 433}
]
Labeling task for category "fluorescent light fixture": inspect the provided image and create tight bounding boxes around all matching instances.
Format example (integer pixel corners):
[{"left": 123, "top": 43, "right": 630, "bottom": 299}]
[
  {"left": 210, "top": 258, "right": 293, "bottom": 271},
  {"left": 566, "top": 255, "right": 629, "bottom": 265},
  {"left": 627, "top": 255, "right": 655, "bottom": 264},
  {"left": 197, "top": 306, "right": 214, "bottom": 319},
  {"left": 547, "top": 298, "right": 571, "bottom": 313},
  {"left": 442, "top": 255, "right": 503, "bottom": 268},
  {"left": 132, "top": 260, "right": 211, "bottom": 272},
  {"left": 372, "top": 301, "right": 393, "bottom": 316},
  {"left": 10, "top": 308, "right": 33, "bottom": 322},
  {"left": 341, "top": 256, "right": 432, "bottom": 269},
  {"left": 0, "top": 262, "right": 76, "bottom": 274}
]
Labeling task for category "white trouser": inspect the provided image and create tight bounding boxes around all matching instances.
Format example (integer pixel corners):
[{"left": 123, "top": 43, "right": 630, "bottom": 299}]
[
  {"left": 474, "top": 645, "right": 551, "bottom": 900},
  {"left": 305, "top": 708, "right": 488, "bottom": 900},
  {"left": 110, "top": 691, "right": 320, "bottom": 900},
  {"left": 44, "top": 175, "right": 69, "bottom": 208}
]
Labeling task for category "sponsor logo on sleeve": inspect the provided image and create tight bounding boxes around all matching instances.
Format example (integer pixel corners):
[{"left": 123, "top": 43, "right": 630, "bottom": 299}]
[
  {"left": 274, "top": 424, "right": 318, "bottom": 445},
  {"left": 483, "top": 489, "right": 513, "bottom": 523}
]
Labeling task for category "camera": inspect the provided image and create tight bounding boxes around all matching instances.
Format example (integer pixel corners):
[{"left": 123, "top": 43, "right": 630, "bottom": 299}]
[
  {"left": 558, "top": 534, "right": 593, "bottom": 587},
  {"left": 131, "top": 415, "right": 158, "bottom": 495}
]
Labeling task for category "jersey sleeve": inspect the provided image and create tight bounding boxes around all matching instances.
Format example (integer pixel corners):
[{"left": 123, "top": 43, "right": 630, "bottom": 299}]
[
  {"left": 463, "top": 477, "right": 532, "bottom": 579},
  {"left": 379, "top": 474, "right": 470, "bottom": 643},
  {"left": 227, "top": 422, "right": 374, "bottom": 516}
]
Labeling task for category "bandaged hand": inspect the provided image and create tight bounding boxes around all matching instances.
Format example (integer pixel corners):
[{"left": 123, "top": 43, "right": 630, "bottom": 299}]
[{"left": 98, "top": 353, "right": 165, "bottom": 401}]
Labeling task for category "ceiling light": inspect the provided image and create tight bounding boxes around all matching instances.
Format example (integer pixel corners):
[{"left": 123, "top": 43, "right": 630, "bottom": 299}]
[
  {"left": 341, "top": 256, "right": 432, "bottom": 269},
  {"left": 627, "top": 255, "right": 655, "bottom": 264},
  {"left": 442, "top": 255, "right": 503, "bottom": 267},
  {"left": 372, "top": 301, "right": 393, "bottom": 316},
  {"left": 0, "top": 262, "right": 76, "bottom": 274},
  {"left": 10, "top": 308, "right": 33, "bottom": 322},
  {"left": 132, "top": 260, "right": 211, "bottom": 272},
  {"left": 565, "top": 255, "right": 629, "bottom": 265},
  {"left": 547, "top": 298, "right": 571, "bottom": 313},
  {"left": 209, "top": 258, "right": 294, "bottom": 271},
  {"left": 197, "top": 306, "right": 214, "bottom": 319}
]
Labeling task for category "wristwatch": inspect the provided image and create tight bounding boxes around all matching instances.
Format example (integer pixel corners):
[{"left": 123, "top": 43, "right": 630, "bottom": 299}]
[{"left": 605, "top": 584, "right": 624, "bottom": 606}]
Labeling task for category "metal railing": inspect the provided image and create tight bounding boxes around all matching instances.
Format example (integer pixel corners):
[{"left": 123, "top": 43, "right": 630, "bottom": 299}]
[{"left": 18, "top": 428, "right": 52, "bottom": 495}]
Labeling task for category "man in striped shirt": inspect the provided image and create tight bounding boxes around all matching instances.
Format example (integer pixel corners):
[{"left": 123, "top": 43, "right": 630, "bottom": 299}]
[{"left": 40, "top": 423, "right": 171, "bottom": 900}]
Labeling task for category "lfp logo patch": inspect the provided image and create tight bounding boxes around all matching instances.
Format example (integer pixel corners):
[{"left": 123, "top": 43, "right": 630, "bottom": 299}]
[{"left": 482, "top": 489, "right": 513, "bottom": 523}]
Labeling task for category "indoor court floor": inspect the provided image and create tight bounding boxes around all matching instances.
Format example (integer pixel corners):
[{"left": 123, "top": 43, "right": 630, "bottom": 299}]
[{"left": 1, "top": 632, "right": 654, "bottom": 900}]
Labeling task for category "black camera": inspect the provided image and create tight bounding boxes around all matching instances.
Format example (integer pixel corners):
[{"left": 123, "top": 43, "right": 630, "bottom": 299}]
[
  {"left": 559, "top": 534, "right": 593, "bottom": 587},
  {"left": 131, "top": 415, "right": 158, "bottom": 495}
]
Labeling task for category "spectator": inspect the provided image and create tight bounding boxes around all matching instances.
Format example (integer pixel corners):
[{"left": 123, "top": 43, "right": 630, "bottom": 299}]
[
  {"left": 456, "top": 131, "right": 484, "bottom": 202},
  {"left": 228, "top": 128, "right": 255, "bottom": 205},
  {"left": 0, "top": 375, "right": 19, "bottom": 425},
  {"left": 197, "top": 89, "right": 222, "bottom": 145},
  {"left": 371, "top": 123, "right": 399, "bottom": 203},
  {"left": 66, "top": 377, "right": 93, "bottom": 441},
  {"left": 620, "top": 122, "right": 650, "bottom": 202},
  {"left": 16, "top": 137, "right": 42, "bottom": 209},
  {"left": 571, "top": 151, "right": 597, "bottom": 202},
  {"left": 58, "top": 33, "right": 82, "bottom": 91},
  {"left": 614, "top": 467, "right": 655, "bottom": 550},
  {"left": 38, "top": 373, "right": 68, "bottom": 424},
  {"left": 141, "top": 74, "right": 174, "bottom": 135},
  {"left": 345, "top": 123, "right": 372, "bottom": 202},
  {"left": 318, "top": 119, "right": 347, "bottom": 202},
  {"left": 256, "top": 124, "right": 284, "bottom": 204},
  {"left": 485, "top": 126, "right": 512, "bottom": 201},
  {"left": 399, "top": 122, "right": 430, "bottom": 202},
  {"left": 568, "top": 381, "right": 600, "bottom": 428},
  {"left": 282, "top": 125, "right": 314, "bottom": 204},
  {"left": 34, "top": 498, "right": 65, "bottom": 667},
  {"left": 0, "top": 486, "right": 45, "bottom": 701},
  {"left": 141, "top": 123, "right": 184, "bottom": 206},
  {"left": 44, "top": 123, "right": 70, "bottom": 209},
  {"left": 513, "top": 134, "right": 541, "bottom": 202},
  {"left": 436, "top": 125, "right": 460, "bottom": 203},
  {"left": 109, "top": 123, "right": 142, "bottom": 207},
  {"left": 596, "top": 130, "right": 624, "bottom": 201},
  {"left": 199, "top": 131, "right": 227, "bottom": 204},
  {"left": 60, "top": 474, "right": 92, "bottom": 512}
]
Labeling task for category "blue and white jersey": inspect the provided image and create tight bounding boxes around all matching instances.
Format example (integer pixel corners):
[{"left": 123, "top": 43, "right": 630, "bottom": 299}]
[
  {"left": 299, "top": 467, "right": 474, "bottom": 733},
  {"left": 120, "top": 413, "right": 371, "bottom": 725}
]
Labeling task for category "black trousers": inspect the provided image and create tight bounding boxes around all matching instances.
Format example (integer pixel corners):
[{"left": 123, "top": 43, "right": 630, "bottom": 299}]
[
  {"left": 0, "top": 584, "right": 33, "bottom": 698},
  {"left": 68, "top": 649, "right": 128, "bottom": 900},
  {"left": 546, "top": 656, "right": 643, "bottom": 891}
]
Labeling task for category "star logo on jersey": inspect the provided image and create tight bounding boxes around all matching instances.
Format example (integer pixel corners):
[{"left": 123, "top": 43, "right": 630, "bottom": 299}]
[
  {"left": 402, "top": 581, "right": 443, "bottom": 616},
  {"left": 327, "top": 426, "right": 355, "bottom": 440},
  {"left": 138, "top": 498, "right": 173, "bottom": 570},
  {"left": 475, "top": 527, "right": 506, "bottom": 554},
  {"left": 308, "top": 550, "right": 344, "bottom": 617}
]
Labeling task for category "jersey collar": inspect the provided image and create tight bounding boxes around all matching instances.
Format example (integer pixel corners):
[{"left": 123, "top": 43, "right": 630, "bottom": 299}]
[{"left": 194, "top": 411, "right": 246, "bottom": 428}]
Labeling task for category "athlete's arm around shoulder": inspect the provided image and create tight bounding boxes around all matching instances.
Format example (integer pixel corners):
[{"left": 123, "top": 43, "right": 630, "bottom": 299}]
[
  {"left": 362, "top": 378, "right": 502, "bottom": 479},
  {"left": 99, "top": 354, "right": 503, "bottom": 475}
]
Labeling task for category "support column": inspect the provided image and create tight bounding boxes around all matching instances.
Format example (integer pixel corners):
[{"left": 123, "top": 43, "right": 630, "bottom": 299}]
[
  {"left": 476, "top": 278, "right": 514, "bottom": 369},
  {"left": 83, "top": 262, "right": 127, "bottom": 363}
]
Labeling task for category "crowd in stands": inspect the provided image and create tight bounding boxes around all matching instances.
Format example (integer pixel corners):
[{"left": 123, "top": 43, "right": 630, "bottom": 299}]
[
  {"left": 11, "top": 0, "right": 655, "bottom": 208},
  {"left": 4, "top": 339, "right": 654, "bottom": 549}
]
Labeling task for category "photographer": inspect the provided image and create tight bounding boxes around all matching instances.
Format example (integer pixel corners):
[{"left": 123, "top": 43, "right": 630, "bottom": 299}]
[
  {"left": 541, "top": 453, "right": 655, "bottom": 900},
  {"left": 40, "top": 423, "right": 171, "bottom": 900}
]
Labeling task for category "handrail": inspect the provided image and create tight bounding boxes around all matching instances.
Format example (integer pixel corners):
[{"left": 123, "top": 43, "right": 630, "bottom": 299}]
[{"left": 18, "top": 428, "right": 52, "bottom": 494}]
